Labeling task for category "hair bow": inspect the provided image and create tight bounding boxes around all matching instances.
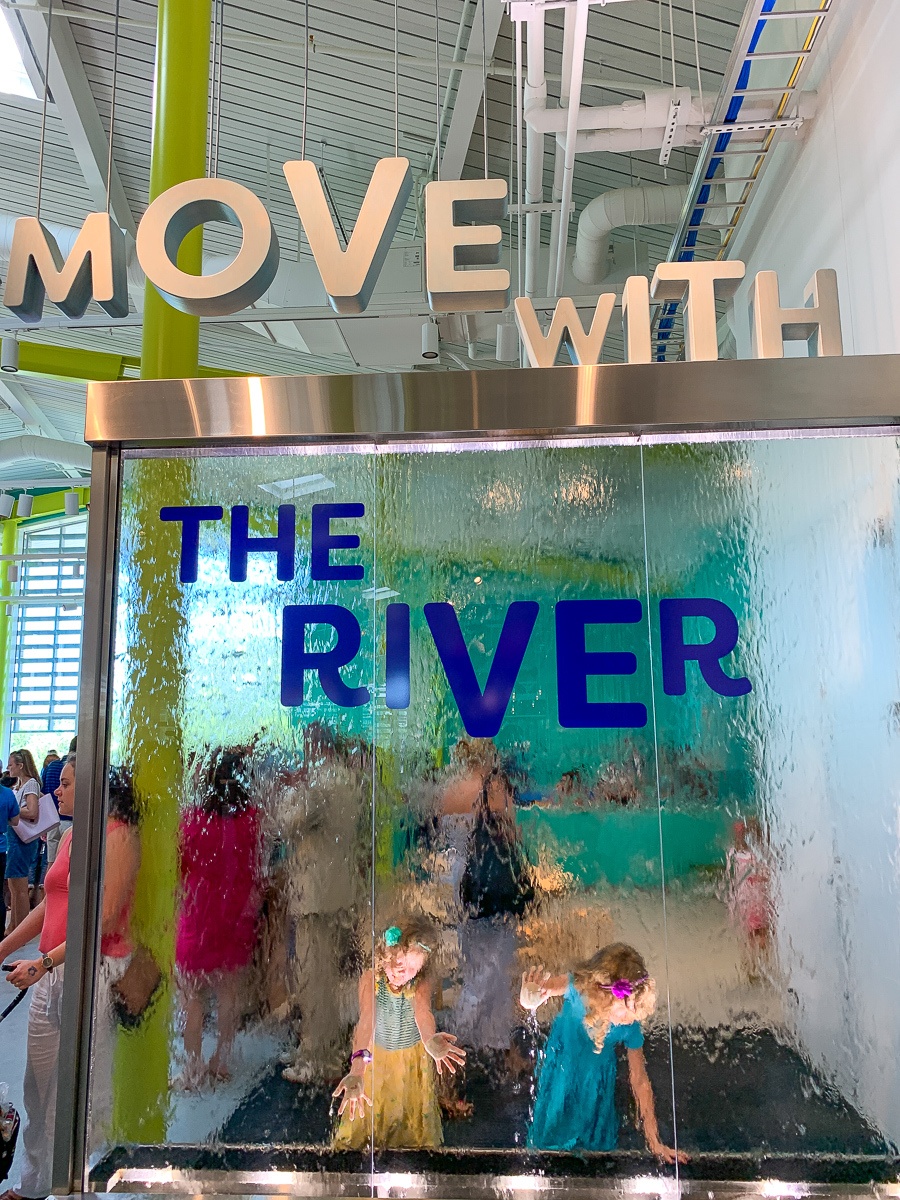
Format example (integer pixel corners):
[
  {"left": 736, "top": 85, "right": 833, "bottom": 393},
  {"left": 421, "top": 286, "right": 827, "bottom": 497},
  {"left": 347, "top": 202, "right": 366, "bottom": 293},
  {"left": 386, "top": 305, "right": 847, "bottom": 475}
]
[
  {"left": 384, "top": 926, "right": 402, "bottom": 947},
  {"left": 602, "top": 975, "right": 648, "bottom": 999}
]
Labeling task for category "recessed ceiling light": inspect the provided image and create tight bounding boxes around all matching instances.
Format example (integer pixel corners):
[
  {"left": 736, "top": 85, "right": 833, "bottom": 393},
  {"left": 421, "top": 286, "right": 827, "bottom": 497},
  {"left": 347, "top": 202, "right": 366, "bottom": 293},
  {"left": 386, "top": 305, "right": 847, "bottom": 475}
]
[
  {"left": 258, "top": 474, "right": 335, "bottom": 500},
  {"left": 362, "top": 587, "right": 399, "bottom": 601}
]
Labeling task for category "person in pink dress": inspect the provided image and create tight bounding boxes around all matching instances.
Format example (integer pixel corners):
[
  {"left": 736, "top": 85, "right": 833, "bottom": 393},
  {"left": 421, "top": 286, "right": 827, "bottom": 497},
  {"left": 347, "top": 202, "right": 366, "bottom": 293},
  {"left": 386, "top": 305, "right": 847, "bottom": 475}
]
[
  {"left": 175, "top": 748, "right": 263, "bottom": 1089},
  {"left": 725, "top": 817, "right": 772, "bottom": 979}
]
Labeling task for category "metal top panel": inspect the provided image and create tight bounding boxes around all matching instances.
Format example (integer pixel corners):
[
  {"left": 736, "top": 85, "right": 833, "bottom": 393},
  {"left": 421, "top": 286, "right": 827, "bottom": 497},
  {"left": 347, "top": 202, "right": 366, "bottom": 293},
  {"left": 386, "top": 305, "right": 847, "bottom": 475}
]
[{"left": 85, "top": 354, "right": 900, "bottom": 447}]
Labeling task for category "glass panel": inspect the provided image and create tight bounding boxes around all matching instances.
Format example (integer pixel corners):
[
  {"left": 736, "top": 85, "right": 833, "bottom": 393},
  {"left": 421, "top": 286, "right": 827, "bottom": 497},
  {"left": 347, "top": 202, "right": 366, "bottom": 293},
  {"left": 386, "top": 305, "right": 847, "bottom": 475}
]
[
  {"left": 643, "top": 436, "right": 900, "bottom": 1173},
  {"left": 84, "top": 430, "right": 900, "bottom": 1192},
  {"left": 369, "top": 442, "right": 673, "bottom": 1170},
  {"left": 89, "top": 452, "right": 376, "bottom": 1175}
]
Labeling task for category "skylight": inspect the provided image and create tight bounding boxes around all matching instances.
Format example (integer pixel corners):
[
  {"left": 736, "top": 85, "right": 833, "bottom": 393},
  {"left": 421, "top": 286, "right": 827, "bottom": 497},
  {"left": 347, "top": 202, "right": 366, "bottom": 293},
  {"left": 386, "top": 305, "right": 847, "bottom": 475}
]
[{"left": 0, "top": 11, "right": 36, "bottom": 100}]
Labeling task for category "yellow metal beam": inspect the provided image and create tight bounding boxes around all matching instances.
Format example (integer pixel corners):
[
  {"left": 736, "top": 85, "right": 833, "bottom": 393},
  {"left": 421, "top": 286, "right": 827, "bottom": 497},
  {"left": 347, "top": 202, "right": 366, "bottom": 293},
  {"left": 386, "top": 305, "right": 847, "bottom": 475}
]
[{"left": 16, "top": 340, "right": 252, "bottom": 383}]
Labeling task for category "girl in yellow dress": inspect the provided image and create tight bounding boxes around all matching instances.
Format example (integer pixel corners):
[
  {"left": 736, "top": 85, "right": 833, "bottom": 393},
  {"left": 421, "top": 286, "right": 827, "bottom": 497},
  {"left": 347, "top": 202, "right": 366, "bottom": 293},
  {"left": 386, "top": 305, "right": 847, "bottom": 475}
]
[{"left": 333, "top": 917, "right": 466, "bottom": 1148}]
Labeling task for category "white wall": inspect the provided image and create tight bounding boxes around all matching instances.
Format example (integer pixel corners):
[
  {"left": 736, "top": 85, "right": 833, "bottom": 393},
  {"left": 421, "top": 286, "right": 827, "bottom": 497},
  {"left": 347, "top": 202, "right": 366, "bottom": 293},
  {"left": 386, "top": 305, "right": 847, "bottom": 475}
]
[{"left": 731, "top": 0, "right": 900, "bottom": 358}]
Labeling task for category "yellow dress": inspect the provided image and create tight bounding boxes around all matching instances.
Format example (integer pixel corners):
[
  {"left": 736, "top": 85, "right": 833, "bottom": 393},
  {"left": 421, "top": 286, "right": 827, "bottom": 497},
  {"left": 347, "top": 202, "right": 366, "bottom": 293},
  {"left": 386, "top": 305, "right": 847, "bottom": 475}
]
[{"left": 334, "top": 976, "right": 443, "bottom": 1149}]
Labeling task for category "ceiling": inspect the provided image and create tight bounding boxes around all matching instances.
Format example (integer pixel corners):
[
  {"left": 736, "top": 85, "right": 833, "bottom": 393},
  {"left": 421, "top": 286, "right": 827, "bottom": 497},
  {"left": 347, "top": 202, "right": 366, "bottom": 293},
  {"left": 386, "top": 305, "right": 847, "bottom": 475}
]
[{"left": 0, "top": 0, "right": 763, "bottom": 485}]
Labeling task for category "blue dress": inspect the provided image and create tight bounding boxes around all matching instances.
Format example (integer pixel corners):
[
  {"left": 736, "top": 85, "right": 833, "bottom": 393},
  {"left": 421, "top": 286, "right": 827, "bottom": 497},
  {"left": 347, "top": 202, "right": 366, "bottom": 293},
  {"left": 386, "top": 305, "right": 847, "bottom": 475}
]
[{"left": 528, "top": 979, "right": 644, "bottom": 1152}]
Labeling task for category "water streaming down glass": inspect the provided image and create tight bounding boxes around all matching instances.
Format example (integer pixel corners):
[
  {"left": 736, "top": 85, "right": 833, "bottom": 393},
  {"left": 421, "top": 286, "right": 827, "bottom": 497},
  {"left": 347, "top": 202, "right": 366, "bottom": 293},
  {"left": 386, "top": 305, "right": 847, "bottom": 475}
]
[{"left": 74, "top": 434, "right": 900, "bottom": 1190}]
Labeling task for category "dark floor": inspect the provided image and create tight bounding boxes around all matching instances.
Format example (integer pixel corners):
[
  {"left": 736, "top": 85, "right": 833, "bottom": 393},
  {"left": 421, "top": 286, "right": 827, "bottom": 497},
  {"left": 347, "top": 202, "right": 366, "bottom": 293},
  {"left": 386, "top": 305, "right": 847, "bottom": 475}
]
[
  {"left": 93, "top": 1026, "right": 898, "bottom": 1189},
  {"left": 218, "top": 1025, "right": 889, "bottom": 1154}
]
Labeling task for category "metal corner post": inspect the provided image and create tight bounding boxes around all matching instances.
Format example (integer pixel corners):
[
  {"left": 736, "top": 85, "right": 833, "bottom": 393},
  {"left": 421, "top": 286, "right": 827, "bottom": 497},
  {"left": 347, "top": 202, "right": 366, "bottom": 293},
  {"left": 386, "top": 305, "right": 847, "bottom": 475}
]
[{"left": 53, "top": 446, "right": 123, "bottom": 1193}]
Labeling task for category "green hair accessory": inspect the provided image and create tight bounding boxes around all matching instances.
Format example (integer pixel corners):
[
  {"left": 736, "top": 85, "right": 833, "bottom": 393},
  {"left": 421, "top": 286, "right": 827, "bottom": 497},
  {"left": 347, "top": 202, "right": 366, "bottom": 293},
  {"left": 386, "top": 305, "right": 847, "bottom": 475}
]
[{"left": 384, "top": 926, "right": 402, "bottom": 947}]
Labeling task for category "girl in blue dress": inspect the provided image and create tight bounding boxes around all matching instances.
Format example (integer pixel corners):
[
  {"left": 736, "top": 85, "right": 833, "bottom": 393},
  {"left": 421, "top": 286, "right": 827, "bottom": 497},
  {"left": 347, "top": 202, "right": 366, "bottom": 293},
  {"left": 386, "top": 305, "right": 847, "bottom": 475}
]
[{"left": 522, "top": 942, "right": 686, "bottom": 1162}]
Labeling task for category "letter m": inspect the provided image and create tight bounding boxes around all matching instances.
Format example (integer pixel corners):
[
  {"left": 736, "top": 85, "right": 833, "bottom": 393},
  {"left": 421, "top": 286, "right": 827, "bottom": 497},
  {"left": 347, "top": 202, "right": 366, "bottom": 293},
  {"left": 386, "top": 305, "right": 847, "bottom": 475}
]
[{"left": 3, "top": 213, "right": 128, "bottom": 321}]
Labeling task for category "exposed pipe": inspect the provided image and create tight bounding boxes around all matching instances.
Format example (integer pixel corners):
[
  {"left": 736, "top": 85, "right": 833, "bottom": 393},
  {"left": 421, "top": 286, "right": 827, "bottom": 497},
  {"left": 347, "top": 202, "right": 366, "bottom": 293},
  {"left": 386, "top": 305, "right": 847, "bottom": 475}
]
[
  {"left": 571, "top": 183, "right": 690, "bottom": 284},
  {"left": 527, "top": 85, "right": 707, "bottom": 134},
  {"left": 0, "top": 434, "right": 92, "bottom": 471},
  {"left": 553, "top": 0, "right": 589, "bottom": 296},
  {"left": 523, "top": 14, "right": 546, "bottom": 297},
  {"left": 546, "top": 1, "right": 577, "bottom": 295}
]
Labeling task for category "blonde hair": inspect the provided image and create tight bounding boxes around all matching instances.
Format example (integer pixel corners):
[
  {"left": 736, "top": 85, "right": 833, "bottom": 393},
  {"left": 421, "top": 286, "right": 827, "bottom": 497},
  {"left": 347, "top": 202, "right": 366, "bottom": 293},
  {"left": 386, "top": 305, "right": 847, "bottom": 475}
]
[
  {"left": 374, "top": 915, "right": 437, "bottom": 985},
  {"left": 10, "top": 748, "right": 40, "bottom": 784},
  {"left": 573, "top": 942, "right": 657, "bottom": 1051}
]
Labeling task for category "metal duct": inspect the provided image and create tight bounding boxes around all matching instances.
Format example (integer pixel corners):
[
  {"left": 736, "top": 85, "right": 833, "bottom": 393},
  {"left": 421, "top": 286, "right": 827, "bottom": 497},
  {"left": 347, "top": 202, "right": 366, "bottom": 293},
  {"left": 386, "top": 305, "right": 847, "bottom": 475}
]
[
  {"left": 571, "top": 183, "right": 691, "bottom": 285},
  {"left": 0, "top": 434, "right": 92, "bottom": 472}
]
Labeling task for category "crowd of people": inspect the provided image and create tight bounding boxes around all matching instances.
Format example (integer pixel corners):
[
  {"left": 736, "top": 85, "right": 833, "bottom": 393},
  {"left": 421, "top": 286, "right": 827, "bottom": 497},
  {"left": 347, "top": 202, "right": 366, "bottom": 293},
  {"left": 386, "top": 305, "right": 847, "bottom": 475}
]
[{"left": 0, "top": 726, "right": 775, "bottom": 1197}]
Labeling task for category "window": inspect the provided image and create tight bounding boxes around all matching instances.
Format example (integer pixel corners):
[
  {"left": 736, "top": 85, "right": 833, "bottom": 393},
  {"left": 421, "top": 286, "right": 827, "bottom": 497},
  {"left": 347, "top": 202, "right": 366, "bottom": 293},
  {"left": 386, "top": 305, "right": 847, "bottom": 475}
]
[
  {"left": 0, "top": 12, "right": 36, "bottom": 100},
  {"left": 7, "top": 517, "right": 87, "bottom": 755}
]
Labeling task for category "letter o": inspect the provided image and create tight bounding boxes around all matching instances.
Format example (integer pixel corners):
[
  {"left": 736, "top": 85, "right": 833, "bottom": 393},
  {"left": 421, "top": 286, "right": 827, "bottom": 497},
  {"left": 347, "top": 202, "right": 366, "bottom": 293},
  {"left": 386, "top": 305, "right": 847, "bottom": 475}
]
[{"left": 136, "top": 178, "right": 280, "bottom": 315}]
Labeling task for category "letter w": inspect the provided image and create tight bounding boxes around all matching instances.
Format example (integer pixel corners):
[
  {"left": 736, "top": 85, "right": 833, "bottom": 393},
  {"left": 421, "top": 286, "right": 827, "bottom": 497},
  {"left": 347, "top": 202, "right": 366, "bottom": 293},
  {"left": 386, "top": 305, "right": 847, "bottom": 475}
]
[
  {"left": 514, "top": 294, "right": 616, "bottom": 367},
  {"left": 3, "top": 213, "right": 128, "bottom": 322},
  {"left": 424, "top": 601, "right": 539, "bottom": 737},
  {"left": 283, "top": 157, "right": 412, "bottom": 315}
]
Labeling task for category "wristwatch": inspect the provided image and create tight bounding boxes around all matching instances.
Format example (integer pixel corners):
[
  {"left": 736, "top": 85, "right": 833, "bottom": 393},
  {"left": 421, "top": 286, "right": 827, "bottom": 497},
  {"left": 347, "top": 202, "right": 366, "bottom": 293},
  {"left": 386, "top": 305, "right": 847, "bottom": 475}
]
[{"left": 41, "top": 953, "right": 54, "bottom": 972}]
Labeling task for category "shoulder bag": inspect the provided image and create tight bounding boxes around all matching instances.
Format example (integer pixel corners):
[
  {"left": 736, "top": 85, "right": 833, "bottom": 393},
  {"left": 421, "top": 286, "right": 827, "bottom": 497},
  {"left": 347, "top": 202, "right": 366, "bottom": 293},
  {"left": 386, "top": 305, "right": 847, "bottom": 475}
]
[{"left": 12, "top": 793, "right": 60, "bottom": 843}]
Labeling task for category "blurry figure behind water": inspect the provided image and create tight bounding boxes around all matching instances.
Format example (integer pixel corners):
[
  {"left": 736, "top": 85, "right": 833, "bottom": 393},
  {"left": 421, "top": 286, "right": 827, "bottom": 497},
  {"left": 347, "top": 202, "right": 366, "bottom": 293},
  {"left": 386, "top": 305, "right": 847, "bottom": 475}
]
[
  {"left": 440, "top": 743, "right": 534, "bottom": 1076},
  {"left": 175, "top": 747, "right": 263, "bottom": 1089},
  {"left": 725, "top": 817, "right": 773, "bottom": 980},
  {"left": 281, "top": 723, "right": 368, "bottom": 1085}
]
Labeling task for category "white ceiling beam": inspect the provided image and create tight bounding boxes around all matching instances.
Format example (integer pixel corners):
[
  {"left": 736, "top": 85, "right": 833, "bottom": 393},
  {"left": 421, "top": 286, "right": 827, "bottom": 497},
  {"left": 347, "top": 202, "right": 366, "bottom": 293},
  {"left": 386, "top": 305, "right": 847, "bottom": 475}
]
[
  {"left": 6, "top": 3, "right": 137, "bottom": 237},
  {"left": 440, "top": 0, "right": 505, "bottom": 181},
  {"left": 0, "top": 376, "right": 81, "bottom": 477}
]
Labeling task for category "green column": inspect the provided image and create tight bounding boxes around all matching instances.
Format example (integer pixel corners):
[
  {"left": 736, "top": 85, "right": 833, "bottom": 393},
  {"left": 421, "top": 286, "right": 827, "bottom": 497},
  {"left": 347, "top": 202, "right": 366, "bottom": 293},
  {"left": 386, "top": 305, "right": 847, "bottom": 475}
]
[
  {"left": 140, "top": 0, "right": 211, "bottom": 382},
  {"left": 113, "top": 0, "right": 212, "bottom": 1142}
]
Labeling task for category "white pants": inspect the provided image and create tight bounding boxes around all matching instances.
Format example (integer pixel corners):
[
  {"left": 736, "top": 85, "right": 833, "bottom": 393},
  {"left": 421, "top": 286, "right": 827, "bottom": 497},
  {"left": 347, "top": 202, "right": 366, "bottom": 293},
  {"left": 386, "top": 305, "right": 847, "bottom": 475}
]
[
  {"left": 18, "top": 964, "right": 65, "bottom": 1199},
  {"left": 87, "top": 954, "right": 130, "bottom": 1155}
]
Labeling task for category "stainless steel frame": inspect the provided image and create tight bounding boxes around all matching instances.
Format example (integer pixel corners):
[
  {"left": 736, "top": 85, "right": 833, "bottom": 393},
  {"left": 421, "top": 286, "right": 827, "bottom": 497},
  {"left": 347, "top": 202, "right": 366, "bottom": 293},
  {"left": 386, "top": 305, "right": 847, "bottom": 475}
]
[
  {"left": 84, "top": 356, "right": 900, "bottom": 445},
  {"left": 58, "top": 356, "right": 900, "bottom": 1197},
  {"left": 55, "top": 446, "right": 122, "bottom": 1194}
]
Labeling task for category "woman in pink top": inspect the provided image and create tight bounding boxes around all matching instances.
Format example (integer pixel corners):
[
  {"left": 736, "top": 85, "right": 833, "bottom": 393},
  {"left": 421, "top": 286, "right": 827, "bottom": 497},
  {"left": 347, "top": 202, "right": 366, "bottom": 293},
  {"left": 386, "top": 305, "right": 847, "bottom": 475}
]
[
  {"left": 0, "top": 756, "right": 74, "bottom": 1200},
  {"left": 175, "top": 747, "right": 263, "bottom": 1089},
  {"left": 0, "top": 757, "right": 141, "bottom": 1200}
]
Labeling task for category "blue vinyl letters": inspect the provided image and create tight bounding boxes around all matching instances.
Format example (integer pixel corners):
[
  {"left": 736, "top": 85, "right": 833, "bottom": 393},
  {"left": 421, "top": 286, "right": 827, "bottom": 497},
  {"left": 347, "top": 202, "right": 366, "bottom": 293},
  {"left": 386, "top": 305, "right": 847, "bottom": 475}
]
[
  {"left": 281, "top": 604, "right": 370, "bottom": 708},
  {"left": 160, "top": 504, "right": 752, "bottom": 723},
  {"left": 159, "top": 505, "right": 223, "bottom": 583},
  {"left": 229, "top": 504, "right": 295, "bottom": 582},
  {"left": 424, "top": 601, "right": 540, "bottom": 737},
  {"left": 311, "top": 503, "right": 365, "bottom": 581},
  {"left": 555, "top": 599, "right": 647, "bottom": 728},
  {"left": 659, "top": 597, "right": 752, "bottom": 697},
  {"left": 385, "top": 603, "right": 411, "bottom": 709}
]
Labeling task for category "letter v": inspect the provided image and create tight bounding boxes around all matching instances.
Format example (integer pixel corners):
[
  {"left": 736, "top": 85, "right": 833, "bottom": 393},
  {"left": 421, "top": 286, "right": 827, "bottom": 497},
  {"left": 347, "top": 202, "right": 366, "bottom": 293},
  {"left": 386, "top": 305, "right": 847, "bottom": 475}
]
[
  {"left": 283, "top": 157, "right": 413, "bottom": 315},
  {"left": 514, "top": 294, "right": 616, "bottom": 367},
  {"left": 424, "top": 601, "right": 539, "bottom": 737}
]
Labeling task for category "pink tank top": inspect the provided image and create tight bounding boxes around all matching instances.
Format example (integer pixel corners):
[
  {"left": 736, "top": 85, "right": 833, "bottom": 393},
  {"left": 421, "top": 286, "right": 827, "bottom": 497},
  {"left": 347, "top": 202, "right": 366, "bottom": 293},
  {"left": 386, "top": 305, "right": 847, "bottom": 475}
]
[
  {"left": 40, "top": 829, "right": 71, "bottom": 953},
  {"left": 101, "top": 817, "right": 136, "bottom": 958}
]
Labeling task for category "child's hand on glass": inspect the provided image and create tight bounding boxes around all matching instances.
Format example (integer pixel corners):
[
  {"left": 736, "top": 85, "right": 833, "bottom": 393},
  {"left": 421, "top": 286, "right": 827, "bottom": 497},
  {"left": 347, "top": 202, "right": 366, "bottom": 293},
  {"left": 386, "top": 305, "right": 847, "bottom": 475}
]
[
  {"left": 424, "top": 1032, "right": 466, "bottom": 1076},
  {"left": 520, "top": 967, "right": 552, "bottom": 1011},
  {"left": 647, "top": 1136, "right": 689, "bottom": 1165},
  {"left": 333, "top": 1071, "right": 372, "bottom": 1120}
]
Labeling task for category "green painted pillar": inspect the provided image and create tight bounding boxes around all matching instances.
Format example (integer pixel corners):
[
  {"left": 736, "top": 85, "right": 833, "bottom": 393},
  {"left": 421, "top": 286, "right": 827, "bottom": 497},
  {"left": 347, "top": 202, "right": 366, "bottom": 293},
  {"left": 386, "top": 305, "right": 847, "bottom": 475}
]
[
  {"left": 114, "top": 0, "right": 212, "bottom": 1142},
  {"left": 140, "top": 0, "right": 211, "bottom": 382}
]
